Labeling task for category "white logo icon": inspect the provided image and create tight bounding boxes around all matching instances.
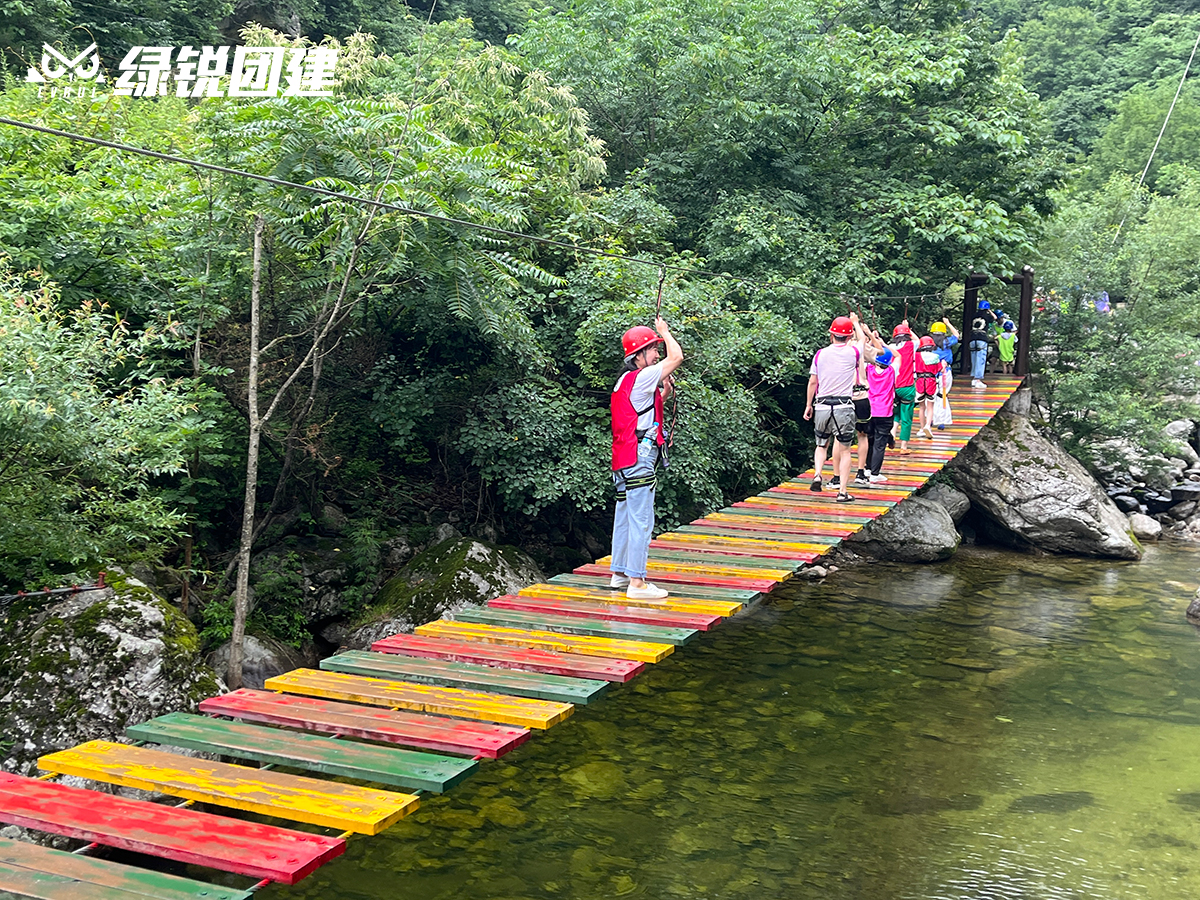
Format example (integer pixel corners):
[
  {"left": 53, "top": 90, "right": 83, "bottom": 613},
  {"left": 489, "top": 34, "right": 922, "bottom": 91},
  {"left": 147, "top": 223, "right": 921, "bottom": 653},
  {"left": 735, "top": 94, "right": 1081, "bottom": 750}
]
[{"left": 26, "top": 43, "right": 106, "bottom": 83}]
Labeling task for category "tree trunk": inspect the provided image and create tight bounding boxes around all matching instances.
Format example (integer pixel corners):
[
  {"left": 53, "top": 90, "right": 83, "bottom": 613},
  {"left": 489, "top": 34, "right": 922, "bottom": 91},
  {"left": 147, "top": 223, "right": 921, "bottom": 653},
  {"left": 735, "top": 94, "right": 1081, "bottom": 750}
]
[{"left": 228, "top": 216, "right": 265, "bottom": 690}]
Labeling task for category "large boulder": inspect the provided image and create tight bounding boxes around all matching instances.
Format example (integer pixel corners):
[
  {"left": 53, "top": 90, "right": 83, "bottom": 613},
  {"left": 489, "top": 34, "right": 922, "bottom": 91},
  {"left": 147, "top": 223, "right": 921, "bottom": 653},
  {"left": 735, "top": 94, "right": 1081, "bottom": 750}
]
[
  {"left": 0, "top": 578, "right": 220, "bottom": 775},
  {"left": 206, "top": 635, "right": 318, "bottom": 690},
  {"left": 846, "top": 496, "right": 960, "bottom": 562},
  {"left": 323, "top": 539, "right": 545, "bottom": 649},
  {"left": 919, "top": 482, "right": 971, "bottom": 524},
  {"left": 947, "top": 413, "right": 1141, "bottom": 559}
]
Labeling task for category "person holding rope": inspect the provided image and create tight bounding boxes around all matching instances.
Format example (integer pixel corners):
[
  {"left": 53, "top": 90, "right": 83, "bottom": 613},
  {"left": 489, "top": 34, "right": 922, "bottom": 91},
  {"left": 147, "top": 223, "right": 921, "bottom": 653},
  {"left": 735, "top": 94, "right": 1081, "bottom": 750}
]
[
  {"left": 890, "top": 321, "right": 917, "bottom": 453},
  {"left": 805, "top": 316, "right": 861, "bottom": 502},
  {"left": 609, "top": 317, "right": 683, "bottom": 600}
]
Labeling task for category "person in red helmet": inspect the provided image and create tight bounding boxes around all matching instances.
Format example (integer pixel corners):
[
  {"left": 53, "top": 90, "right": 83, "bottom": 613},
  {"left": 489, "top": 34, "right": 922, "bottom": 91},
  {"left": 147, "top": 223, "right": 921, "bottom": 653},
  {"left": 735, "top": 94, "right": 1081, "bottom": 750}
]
[
  {"left": 804, "top": 315, "right": 863, "bottom": 502},
  {"left": 914, "top": 334, "right": 941, "bottom": 439},
  {"left": 890, "top": 321, "right": 917, "bottom": 453},
  {"left": 609, "top": 316, "right": 684, "bottom": 600}
]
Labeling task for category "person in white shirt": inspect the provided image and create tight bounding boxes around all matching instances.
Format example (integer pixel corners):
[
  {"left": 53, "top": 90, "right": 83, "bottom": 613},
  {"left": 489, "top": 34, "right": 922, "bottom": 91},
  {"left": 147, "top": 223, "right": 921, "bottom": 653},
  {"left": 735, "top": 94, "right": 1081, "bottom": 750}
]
[{"left": 804, "top": 316, "right": 862, "bottom": 502}]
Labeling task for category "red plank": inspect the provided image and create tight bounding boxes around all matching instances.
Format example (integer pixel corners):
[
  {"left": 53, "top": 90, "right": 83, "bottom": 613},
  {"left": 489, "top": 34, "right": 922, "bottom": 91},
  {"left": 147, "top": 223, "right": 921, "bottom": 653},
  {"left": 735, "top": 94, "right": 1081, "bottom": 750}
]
[
  {"left": 489, "top": 594, "right": 721, "bottom": 631},
  {"left": 200, "top": 689, "right": 528, "bottom": 759},
  {"left": 370, "top": 633, "right": 644, "bottom": 683},
  {"left": 573, "top": 564, "right": 779, "bottom": 591},
  {"left": 692, "top": 518, "right": 858, "bottom": 536},
  {"left": 0, "top": 772, "right": 343, "bottom": 884}
]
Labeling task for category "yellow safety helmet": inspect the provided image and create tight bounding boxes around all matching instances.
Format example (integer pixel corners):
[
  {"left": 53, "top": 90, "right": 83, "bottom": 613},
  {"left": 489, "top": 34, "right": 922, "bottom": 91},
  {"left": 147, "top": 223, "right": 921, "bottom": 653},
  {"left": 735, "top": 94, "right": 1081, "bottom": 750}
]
[{"left": 929, "top": 322, "right": 947, "bottom": 334}]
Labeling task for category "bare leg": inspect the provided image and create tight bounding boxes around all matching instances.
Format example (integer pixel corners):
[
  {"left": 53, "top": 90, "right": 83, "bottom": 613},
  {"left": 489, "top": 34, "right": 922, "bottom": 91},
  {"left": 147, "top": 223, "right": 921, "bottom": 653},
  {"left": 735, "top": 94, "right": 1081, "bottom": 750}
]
[{"left": 836, "top": 440, "right": 853, "bottom": 492}]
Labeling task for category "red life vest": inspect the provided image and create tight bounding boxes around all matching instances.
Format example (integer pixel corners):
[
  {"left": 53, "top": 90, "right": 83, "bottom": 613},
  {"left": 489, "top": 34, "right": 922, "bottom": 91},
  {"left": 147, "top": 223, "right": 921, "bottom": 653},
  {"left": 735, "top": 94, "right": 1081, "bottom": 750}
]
[{"left": 611, "top": 369, "right": 664, "bottom": 471}]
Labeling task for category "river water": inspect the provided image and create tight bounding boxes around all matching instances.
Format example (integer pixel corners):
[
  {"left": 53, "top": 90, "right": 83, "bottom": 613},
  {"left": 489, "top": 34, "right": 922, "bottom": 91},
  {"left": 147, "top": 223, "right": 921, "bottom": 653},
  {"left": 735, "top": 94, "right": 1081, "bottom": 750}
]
[{"left": 272, "top": 543, "right": 1200, "bottom": 900}]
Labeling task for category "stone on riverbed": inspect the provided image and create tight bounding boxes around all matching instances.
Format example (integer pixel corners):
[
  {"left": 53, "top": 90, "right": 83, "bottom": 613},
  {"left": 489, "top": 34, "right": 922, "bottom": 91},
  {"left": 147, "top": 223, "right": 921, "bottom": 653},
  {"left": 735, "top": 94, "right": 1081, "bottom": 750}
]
[
  {"left": 846, "top": 496, "right": 960, "bottom": 562},
  {"left": 1128, "top": 513, "right": 1162, "bottom": 542},
  {"left": 948, "top": 413, "right": 1141, "bottom": 560}
]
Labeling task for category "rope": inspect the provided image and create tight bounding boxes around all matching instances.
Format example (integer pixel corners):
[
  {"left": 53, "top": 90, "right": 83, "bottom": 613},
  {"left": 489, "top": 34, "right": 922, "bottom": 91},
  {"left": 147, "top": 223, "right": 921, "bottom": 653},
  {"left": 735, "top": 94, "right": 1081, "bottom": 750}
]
[
  {"left": 0, "top": 116, "right": 950, "bottom": 303},
  {"left": 654, "top": 266, "right": 666, "bottom": 318}
]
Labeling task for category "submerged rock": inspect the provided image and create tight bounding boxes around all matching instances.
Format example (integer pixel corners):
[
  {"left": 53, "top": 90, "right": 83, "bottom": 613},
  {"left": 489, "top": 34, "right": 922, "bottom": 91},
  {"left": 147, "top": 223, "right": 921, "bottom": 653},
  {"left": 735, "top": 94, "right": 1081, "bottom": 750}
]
[
  {"left": 323, "top": 538, "right": 544, "bottom": 648},
  {"left": 1186, "top": 589, "right": 1200, "bottom": 623},
  {"left": 846, "top": 496, "right": 960, "bottom": 562},
  {"left": 0, "top": 579, "right": 220, "bottom": 775},
  {"left": 1007, "top": 791, "right": 1095, "bottom": 814},
  {"left": 948, "top": 413, "right": 1141, "bottom": 559}
]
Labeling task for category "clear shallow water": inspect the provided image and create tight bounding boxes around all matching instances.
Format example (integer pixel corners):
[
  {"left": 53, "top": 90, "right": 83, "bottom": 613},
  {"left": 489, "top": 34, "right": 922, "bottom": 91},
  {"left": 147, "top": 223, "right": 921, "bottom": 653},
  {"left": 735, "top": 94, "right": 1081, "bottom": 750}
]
[{"left": 272, "top": 544, "right": 1200, "bottom": 900}]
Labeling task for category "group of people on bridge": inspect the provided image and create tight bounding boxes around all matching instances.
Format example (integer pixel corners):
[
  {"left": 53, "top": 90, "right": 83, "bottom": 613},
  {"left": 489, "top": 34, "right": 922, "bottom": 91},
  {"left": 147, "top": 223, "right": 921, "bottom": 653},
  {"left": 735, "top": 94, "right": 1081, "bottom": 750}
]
[{"left": 605, "top": 306, "right": 1017, "bottom": 599}]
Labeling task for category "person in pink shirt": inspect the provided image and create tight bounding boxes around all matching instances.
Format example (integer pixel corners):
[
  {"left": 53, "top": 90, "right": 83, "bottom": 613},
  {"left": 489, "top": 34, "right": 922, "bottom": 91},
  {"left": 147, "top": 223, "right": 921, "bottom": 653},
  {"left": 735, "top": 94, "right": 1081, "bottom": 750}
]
[
  {"left": 865, "top": 343, "right": 897, "bottom": 482},
  {"left": 890, "top": 322, "right": 917, "bottom": 453}
]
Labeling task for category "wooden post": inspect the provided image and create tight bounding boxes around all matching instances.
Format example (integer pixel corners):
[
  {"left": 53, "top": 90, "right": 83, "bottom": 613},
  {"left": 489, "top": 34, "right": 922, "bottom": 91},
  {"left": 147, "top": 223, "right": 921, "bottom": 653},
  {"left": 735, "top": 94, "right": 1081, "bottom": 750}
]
[{"left": 1016, "top": 265, "right": 1033, "bottom": 377}]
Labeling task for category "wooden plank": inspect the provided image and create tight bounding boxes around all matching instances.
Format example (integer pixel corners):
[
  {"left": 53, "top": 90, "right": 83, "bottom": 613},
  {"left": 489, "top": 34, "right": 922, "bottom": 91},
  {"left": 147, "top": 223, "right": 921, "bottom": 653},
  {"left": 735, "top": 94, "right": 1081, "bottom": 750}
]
[
  {"left": 549, "top": 573, "right": 760, "bottom": 602},
  {"left": 38, "top": 741, "right": 418, "bottom": 835},
  {"left": 588, "top": 556, "right": 793, "bottom": 581},
  {"left": 722, "top": 503, "right": 874, "bottom": 523},
  {"left": 645, "top": 543, "right": 817, "bottom": 565},
  {"left": 453, "top": 606, "right": 698, "bottom": 646},
  {"left": 573, "top": 563, "right": 779, "bottom": 592},
  {"left": 0, "top": 836, "right": 252, "bottom": 900},
  {"left": 491, "top": 594, "right": 722, "bottom": 631},
  {"left": 127, "top": 712, "right": 477, "bottom": 793},
  {"left": 0, "top": 771, "right": 343, "bottom": 884},
  {"left": 688, "top": 518, "right": 852, "bottom": 539},
  {"left": 517, "top": 583, "right": 741, "bottom": 617},
  {"left": 200, "top": 689, "right": 528, "bottom": 759},
  {"left": 652, "top": 533, "right": 828, "bottom": 554},
  {"left": 321, "top": 650, "right": 609, "bottom": 705},
  {"left": 415, "top": 620, "right": 675, "bottom": 664},
  {"left": 371, "top": 633, "right": 645, "bottom": 683},
  {"left": 266, "top": 669, "right": 573, "bottom": 730}
]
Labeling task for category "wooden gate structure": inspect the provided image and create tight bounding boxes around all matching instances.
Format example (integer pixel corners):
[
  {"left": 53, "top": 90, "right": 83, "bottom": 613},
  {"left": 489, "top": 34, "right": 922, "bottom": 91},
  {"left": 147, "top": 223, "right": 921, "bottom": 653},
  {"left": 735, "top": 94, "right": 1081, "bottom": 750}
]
[{"left": 0, "top": 378, "right": 1025, "bottom": 899}]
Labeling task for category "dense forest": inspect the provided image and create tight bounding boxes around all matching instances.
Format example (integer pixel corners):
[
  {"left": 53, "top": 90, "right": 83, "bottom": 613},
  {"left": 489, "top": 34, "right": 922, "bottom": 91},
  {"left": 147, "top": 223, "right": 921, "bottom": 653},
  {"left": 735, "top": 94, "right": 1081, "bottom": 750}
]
[{"left": 1, "top": 0, "right": 1198, "bottom": 650}]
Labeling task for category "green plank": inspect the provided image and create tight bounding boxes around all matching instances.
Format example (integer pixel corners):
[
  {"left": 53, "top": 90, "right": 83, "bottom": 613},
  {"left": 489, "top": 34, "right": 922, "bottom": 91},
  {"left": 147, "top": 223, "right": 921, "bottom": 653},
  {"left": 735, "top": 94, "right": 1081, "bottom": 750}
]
[
  {"left": 646, "top": 546, "right": 814, "bottom": 569},
  {"left": 0, "top": 837, "right": 250, "bottom": 900},
  {"left": 126, "top": 713, "right": 476, "bottom": 793},
  {"left": 758, "top": 490, "right": 898, "bottom": 507},
  {"left": 676, "top": 524, "right": 845, "bottom": 544},
  {"left": 454, "top": 607, "right": 697, "bottom": 646},
  {"left": 322, "top": 651, "right": 609, "bottom": 705},
  {"left": 549, "top": 573, "right": 760, "bottom": 603}
]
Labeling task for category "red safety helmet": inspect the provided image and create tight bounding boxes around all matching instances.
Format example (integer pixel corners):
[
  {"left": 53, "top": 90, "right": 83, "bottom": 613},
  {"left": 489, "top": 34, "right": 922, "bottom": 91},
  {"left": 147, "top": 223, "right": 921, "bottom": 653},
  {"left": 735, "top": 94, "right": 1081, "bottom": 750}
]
[
  {"left": 892, "top": 323, "right": 912, "bottom": 338},
  {"left": 622, "top": 325, "right": 662, "bottom": 359},
  {"left": 918, "top": 335, "right": 936, "bottom": 350},
  {"left": 829, "top": 316, "right": 854, "bottom": 337}
]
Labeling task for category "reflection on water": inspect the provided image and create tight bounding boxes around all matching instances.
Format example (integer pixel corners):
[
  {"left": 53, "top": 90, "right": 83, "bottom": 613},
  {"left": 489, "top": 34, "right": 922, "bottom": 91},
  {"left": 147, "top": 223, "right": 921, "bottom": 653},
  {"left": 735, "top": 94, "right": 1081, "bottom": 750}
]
[{"left": 272, "top": 544, "right": 1200, "bottom": 900}]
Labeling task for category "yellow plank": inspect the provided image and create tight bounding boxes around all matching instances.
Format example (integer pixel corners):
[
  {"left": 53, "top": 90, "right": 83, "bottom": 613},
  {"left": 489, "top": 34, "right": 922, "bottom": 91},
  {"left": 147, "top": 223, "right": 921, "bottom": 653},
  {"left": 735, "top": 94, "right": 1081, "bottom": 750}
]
[
  {"left": 416, "top": 620, "right": 673, "bottom": 663},
  {"left": 38, "top": 740, "right": 417, "bottom": 835},
  {"left": 655, "top": 532, "right": 832, "bottom": 553},
  {"left": 265, "top": 669, "right": 572, "bottom": 730},
  {"left": 518, "top": 584, "right": 742, "bottom": 617},
  {"left": 739, "top": 497, "right": 894, "bottom": 515},
  {"left": 593, "top": 555, "right": 793, "bottom": 581}
]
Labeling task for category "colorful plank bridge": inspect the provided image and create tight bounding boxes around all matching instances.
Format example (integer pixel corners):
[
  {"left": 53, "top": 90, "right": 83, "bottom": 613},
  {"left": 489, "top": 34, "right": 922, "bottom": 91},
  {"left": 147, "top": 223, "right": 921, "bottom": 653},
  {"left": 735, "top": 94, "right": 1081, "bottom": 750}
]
[{"left": 1, "top": 378, "right": 1024, "bottom": 899}]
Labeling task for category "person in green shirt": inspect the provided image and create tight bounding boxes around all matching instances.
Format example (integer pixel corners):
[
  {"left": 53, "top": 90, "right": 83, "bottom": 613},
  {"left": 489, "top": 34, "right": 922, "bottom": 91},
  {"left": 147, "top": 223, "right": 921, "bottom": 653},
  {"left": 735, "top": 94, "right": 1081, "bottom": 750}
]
[{"left": 996, "top": 319, "right": 1017, "bottom": 374}]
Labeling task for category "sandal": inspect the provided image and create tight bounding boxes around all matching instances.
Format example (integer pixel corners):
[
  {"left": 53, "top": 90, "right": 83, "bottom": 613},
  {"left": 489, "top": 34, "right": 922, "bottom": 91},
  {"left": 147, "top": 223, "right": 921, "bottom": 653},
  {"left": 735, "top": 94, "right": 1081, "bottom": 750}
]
[
  {"left": 810, "top": 477, "right": 823, "bottom": 492},
  {"left": 836, "top": 492, "right": 855, "bottom": 503}
]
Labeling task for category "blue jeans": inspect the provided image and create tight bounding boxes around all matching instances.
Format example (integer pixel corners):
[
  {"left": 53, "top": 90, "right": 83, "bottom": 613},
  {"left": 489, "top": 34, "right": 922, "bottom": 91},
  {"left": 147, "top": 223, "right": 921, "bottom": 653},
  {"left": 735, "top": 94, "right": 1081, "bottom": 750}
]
[
  {"left": 970, "top": 340, "right": 988, "bottom": 380},
  {"left": 610, "top": 442, "right": 658, "bottom": 579}
]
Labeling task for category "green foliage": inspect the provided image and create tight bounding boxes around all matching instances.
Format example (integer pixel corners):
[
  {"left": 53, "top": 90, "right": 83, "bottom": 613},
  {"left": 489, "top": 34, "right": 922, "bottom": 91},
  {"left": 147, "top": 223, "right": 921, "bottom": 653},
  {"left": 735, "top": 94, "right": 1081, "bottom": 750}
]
[
  {"left": 0, "top": 260, "right": 193, "bottom": 589},
  {"left": 200, "top": 549, "right": 308, "bottom": 647},
  {"left": 1032, "top": 171, "right": 1200, "bottom": 456}
]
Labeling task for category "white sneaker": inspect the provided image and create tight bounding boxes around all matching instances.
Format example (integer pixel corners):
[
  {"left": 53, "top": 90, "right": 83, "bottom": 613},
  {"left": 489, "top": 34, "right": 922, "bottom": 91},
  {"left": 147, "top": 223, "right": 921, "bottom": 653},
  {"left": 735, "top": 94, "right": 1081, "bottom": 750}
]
[
  {"left": 869, "top": 473, "right": 888, "bottom": 483},
  {"left": 609, "top": 574, "right": 630, "bottom": 589},
  {"left": 627, "top": 582, "right": 669, "bottom": 600},
  {"left": 972, "top": 379, "right": 987, "bottom": 388}
]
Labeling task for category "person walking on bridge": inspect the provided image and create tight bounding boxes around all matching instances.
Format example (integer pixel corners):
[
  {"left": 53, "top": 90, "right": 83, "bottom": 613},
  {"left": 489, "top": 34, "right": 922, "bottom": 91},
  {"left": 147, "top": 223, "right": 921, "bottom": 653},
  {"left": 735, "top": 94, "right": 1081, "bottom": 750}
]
[
  {"left": 890, "top": 322, "right": 917, "bottom": 453},
  {"left": 609, "top": 317, "right": 684, "bottom": 600},
  {"left": 805, "top": 316, "right": 862, "bottom": 502}
]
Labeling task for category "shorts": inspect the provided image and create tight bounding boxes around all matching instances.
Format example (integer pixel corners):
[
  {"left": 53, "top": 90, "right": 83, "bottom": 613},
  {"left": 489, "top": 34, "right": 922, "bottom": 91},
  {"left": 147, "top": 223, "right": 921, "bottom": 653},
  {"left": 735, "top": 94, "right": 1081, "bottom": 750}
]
[
  {"left": 916, "top": 375, "right": 936, "bottom": 401},
  {"left": 853, "top": 396, "right": 871, "bottom": 431},
  {"left": 814, "top": 398, "right": 856, "bottom": 445}
]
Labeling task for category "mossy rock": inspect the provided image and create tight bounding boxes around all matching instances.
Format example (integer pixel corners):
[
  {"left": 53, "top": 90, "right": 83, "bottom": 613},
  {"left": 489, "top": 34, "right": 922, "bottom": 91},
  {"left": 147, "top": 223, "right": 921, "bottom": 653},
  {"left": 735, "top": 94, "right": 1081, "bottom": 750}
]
[
  {"left": 322, "top": 539, "right": 545, "bottom": 649},
  {"left": 0, "top": 578, "right": 221, "bottom": 774}
]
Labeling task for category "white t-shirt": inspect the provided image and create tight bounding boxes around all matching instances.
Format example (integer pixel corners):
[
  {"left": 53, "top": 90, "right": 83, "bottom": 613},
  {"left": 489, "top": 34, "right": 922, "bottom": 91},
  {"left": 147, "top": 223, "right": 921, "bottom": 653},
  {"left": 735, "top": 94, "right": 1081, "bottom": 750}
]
[
  {"left": 614, "top": 362, "right": 664, "bottom": 440},
  {"left": 809, "top": 342, "right": 860, "bottom": 399}
]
